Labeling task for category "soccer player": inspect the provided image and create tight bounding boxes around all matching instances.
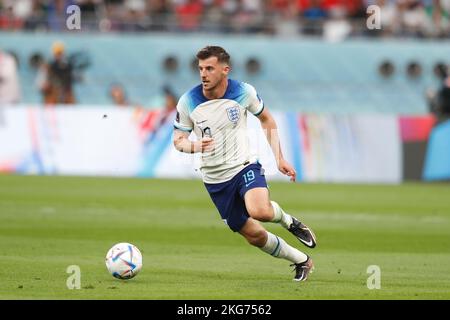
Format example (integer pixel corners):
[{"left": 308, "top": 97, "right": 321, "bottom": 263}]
[{"left": 173, "top": 46, "right": 317, "bottom": 281}]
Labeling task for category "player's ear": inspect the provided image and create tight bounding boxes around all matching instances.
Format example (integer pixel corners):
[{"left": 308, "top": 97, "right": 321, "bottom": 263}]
[{"left": 223, "top": 64, "right": 230, "bottom": 75}]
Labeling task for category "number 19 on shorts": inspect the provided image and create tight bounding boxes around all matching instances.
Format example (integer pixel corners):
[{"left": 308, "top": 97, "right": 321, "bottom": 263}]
[{"left": 243, "top": 170, "right": 255, "bottom": 186}]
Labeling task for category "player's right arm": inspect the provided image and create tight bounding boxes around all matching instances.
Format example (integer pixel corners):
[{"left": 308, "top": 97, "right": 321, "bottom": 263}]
[
  {"left": 173, "top": 93, "right": 213, "bottom": 153},
  {"left": 173, "top": 129, "right": 213, "bottom": 153}
]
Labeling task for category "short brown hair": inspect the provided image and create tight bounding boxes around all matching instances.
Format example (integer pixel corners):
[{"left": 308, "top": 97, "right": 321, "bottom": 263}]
[{"left": 196, "top": 46, "right": 230, "bottom": 65}]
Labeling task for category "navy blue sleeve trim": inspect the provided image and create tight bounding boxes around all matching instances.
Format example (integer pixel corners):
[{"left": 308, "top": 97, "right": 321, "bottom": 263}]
[{"left": 253, "top": 104, "right": 265, "bottom": 117}]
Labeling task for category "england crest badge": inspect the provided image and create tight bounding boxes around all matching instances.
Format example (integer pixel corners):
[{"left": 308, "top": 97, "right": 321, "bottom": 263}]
[{"left": 226, "top": 106, "right": 240, "bottom": 124}]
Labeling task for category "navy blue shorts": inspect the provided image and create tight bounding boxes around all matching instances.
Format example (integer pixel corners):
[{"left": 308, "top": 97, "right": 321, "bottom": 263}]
[{"left": 204, "top": 163, "right": 268, "bottom": 232}]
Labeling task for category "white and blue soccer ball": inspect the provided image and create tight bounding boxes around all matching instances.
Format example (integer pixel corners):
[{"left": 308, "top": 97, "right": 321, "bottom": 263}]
[{"left": 105, "top": 242, "right": 142, "bottom": 280}]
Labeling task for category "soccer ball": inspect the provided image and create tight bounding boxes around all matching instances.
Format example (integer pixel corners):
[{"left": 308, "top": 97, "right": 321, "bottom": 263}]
[{"left": 105, "top": 242, "right": 143, "bottom": 280}]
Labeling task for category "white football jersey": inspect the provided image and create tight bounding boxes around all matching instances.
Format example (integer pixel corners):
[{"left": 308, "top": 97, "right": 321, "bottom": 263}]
[{"left": 174, "top": 79, "right": 264, "bottom": 183}]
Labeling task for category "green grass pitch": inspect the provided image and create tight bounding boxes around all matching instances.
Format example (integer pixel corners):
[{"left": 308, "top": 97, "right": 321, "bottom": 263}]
[{"left": 0, "top": 175, "right": 449, "bottom": 299}]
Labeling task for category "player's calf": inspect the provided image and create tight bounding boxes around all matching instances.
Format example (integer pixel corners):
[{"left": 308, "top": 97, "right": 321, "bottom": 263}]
[{"left": 239, "top": 219, "right": 268, "bottom": 247}]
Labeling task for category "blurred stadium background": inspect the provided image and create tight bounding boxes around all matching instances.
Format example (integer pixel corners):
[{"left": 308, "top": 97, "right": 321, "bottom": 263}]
[
  {"left": 1, "top": 0, "right": 450, "bottom": 182},
  {"left": 1, "top": 0, "right": 450, "bottom": 300}
]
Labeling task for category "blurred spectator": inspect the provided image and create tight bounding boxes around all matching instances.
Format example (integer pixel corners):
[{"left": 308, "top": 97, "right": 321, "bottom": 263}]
[
  {"left": 428, "top": 70, "right": 450, "bottom": 118},
  {"left": 0, "top": 2, "right": 24, "bottom": 30},
  {"left": 46, "top": 41, "right": 76, "bottom": 104},
  {"left": 47, "top": 0, "right": 75, "bottom": 32},
  {"left": 175, "top": 0, "right": 203, "bottom": 31},
  {"left": 426, "top": 0, "right": 450, "bottom": 37},
  {"left": 28, "top": 52, "right": 53, "bottom": 104},
  {"left": 2, "top": 0, "right": 33, "bottom": 20},
  {"left": 151, "top": 85, "right": 178, "bottom": 133},
  {"left": 0, "top": 0, "right": 33, "bottom": 30},
  {"left": 438, "top": 77, "right": 450, "bottom": 116},
  {"left": 138, "top": 85, "right": 177, "bottom": 144},
  {"left": 77, "top": 0, "right": 102, "bottom": 30},
  {"left": 78, "top": 0, "right": 100, "bottom": 19},
  {"left": 300, "top": 0, "right": 328, "bottom": 36},
  {"left": 268, "top": 0, "right": 299, "bottom": 36},
  {"left": 109, "top": 83, "right": 130, "bottom": 106},
  {"left": 162, "top": 85, "right": 177, "bottom": 114},
  {"left": 376, "top": 0, "right": 401, "bottom": 37},
  {"left": 0, "top": 49, "right": 21, "bottom": 104},
  {"left": 121, "top": 0, "right": 149, "bottom": 31},
  {"left": 23, "top": 0, "right": 49, "bottom": 31},
  {"left": 399, "top": 0, "right": 432, "bottom": 37},
  {"left": 323, "top": 5, "right": 352, "bottom": 41},
  {"left": 147, "top": 0, "right": 172, "bottom": 31},
  {"left": 230, "top": 0, "right": 264, "bottom": 33}
]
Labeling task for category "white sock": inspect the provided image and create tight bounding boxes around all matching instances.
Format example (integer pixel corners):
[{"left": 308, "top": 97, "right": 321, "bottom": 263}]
[
  {"left": 270, "top": 201, "right": 293, "bottom": 229},
  {"left": 260, "top": 231, "right": 307, "bottom": 264}
]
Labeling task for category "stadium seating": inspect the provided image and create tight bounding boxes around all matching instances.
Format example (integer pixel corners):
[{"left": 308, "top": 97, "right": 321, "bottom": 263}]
[{"left": 1, "top": 32, "right": 448, "bottom": 113}]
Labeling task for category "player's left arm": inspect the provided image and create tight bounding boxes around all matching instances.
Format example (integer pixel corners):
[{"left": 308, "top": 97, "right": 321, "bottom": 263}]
[{"left": 256, "top": 107, "right": 296, "bottom": 182}]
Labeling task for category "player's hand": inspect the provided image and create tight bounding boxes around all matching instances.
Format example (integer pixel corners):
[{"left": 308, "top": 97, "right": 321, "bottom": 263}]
[
  {"left": 198, "top": 137, "right": 214, "bottom": 153},
  {"left": 278, "top": 158, "right": 296, "bottom": 182}
]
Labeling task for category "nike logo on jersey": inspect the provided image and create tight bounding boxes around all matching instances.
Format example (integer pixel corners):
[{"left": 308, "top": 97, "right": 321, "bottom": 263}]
[{"left": 245, "top": 180, "right": 256, "bottom": 188}]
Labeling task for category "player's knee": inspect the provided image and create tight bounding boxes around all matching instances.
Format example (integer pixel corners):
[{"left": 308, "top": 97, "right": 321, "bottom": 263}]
[{"left": 247, "top": 203, "right": 273, "bottom": 222}]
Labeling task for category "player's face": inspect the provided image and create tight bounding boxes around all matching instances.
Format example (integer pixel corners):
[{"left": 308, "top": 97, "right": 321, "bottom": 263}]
[{"left": 198, "top": 57, "right": 229, "bottom": 91}]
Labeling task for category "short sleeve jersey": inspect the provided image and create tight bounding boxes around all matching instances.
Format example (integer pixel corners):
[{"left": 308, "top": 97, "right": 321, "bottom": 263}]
[{"left": 174, "top": 79, "right": 264, "bottom": 184}]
